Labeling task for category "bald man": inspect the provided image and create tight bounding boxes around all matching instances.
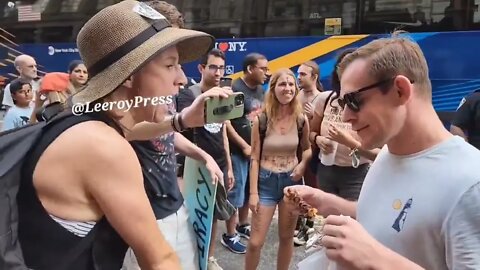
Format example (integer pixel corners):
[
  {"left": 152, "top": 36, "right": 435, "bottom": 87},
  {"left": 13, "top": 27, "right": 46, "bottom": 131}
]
[{"left": 2, "top": 54, "right": 40, "bottom": 109}]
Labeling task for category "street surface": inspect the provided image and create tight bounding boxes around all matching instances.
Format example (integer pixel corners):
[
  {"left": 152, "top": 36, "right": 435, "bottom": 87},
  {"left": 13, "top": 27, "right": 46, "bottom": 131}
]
[{"left": 212, "top": 209, "right": 308, "bottom": 270}]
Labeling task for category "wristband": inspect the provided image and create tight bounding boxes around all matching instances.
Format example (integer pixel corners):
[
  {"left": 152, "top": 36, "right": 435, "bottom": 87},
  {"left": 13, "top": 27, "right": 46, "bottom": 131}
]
[
  {"left": 177, "top": 112, "right": 185, "bottom": 131},
  {"left": 171, "top": 114, "right": 179, "bottom": 132}
]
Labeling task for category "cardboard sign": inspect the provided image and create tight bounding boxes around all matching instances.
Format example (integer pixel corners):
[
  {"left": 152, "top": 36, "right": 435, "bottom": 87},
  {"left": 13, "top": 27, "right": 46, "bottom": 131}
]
[{"left": 183, "top": 157, "right": 218, "bottom": 270}]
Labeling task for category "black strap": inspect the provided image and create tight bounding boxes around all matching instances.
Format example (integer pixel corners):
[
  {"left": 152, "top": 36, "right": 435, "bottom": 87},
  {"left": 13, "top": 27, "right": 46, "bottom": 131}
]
[
  {"left": 258, "top": 113, "right": 267, "bottom": 162},
  {"left": 88, "top": 19, "right": 171, "bottom": 77}
]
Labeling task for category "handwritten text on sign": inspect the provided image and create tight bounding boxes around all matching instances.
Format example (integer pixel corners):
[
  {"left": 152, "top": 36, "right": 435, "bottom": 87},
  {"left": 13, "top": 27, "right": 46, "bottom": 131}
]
[{"left": 183, "top": 157, "right": 217, "bottom": 270}]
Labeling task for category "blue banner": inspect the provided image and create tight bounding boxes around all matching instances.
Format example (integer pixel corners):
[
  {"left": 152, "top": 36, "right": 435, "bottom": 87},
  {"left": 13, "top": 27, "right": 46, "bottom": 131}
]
[{"left": 183, "top": 156, "right": 217, "bottom": 270}]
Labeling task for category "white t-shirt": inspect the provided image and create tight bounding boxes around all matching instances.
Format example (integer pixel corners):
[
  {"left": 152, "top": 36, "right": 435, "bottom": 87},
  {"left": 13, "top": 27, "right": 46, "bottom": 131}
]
[
  {"left": 1, "top": 104, "right": 34, "bottom": 131},
  {"left": 357, "top": 136, "right": 480, "bottom": 270},
  {"left": 2, "top": 79, "right": 40, "bottom": 107}
]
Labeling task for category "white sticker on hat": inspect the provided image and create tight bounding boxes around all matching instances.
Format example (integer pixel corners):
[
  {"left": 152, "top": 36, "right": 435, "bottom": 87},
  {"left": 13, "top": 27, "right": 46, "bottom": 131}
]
[{"left": 133, "top": 2, "right": 166, "bottom": 20}]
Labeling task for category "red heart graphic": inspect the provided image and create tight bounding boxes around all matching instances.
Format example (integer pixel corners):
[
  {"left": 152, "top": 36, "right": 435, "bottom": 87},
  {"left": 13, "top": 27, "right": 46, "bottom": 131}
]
[{"left": 218, "top": 42, "right": 229, "bottom": 52}]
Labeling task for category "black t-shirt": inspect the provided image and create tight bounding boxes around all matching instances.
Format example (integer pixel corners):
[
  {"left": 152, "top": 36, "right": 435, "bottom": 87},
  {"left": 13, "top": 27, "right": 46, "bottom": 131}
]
[
  {"left": 130, "top": 105, "right": 183, "bottom": 220},
  {"left": 176, "top": 84, "right": 227, "bottom": 169},
  {"left": 229, "top": 78, "right": 264, "bottom": 155},
  {"left": 452, "top": 89, "right": 480, "bottom": 149}
]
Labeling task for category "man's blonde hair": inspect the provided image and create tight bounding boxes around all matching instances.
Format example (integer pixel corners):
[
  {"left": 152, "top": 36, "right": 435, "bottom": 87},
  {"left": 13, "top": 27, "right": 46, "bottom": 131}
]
[
  {"left": 144, "top": 0, "right": 185, "bottom": 28},
  {"left": 337, "top": 31, "right": 432, "bottom": 99}
]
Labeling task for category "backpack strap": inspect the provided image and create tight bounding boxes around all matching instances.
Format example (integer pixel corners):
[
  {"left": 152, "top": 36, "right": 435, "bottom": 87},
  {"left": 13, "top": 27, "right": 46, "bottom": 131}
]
[
  {"left": 258, "top": 112, "right": 268, "bottom": 161},
  {"left": 323, "top": 91, "right": 335, "bottom": 114},
  {"left": 296, "top": 115, "right": 305, "bottom": 159}
]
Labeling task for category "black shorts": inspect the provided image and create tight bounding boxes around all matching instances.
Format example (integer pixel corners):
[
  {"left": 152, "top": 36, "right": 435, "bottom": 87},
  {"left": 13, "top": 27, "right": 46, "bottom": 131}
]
[{"left": 316, "top": 163, "right": 369, "bottom": 201}]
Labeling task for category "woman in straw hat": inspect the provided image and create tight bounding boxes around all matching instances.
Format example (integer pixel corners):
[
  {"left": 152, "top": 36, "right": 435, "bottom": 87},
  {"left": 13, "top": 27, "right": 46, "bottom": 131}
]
[{"left": 16, "top": 1, "right": 232, "bottom": 270}]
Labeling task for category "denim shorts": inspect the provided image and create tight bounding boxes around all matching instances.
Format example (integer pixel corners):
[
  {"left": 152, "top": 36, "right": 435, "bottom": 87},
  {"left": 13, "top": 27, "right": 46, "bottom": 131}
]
[
  {"left": 258, "top": 167, "right": 301, "bottom": 206},
  {"left": 227, "top": 153, "right": 250, "bottom": 208}
]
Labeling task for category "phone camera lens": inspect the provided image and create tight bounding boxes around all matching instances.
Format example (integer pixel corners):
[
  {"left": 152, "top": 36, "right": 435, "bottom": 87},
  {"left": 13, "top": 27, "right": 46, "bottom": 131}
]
[{"left": 235, "top": 95, "right": 244, "bottom": 106}]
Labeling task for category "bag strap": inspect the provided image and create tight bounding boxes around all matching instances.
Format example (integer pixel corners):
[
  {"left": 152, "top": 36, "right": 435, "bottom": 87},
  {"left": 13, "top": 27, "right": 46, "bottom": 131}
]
[
  {"left": 296, "top": 115, "right": 305, "bottom": 159},
  {"left": 323, "top": 91, "right": 334, "bottom": 114},
  {"left": 258, "top": 112, "right": 268, "bottom": 162}
]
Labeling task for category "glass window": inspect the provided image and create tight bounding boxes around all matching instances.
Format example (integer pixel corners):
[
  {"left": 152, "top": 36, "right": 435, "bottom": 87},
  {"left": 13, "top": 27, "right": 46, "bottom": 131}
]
[{"left": 359, "top": 0, "right": 477, "bottom": 33}]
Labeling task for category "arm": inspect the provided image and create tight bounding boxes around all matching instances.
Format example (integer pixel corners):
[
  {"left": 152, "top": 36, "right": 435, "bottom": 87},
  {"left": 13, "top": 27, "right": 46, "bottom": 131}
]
[
  {"left": 174, "top": 132, "right": 209, "bottom": 164},
  {"left": 226, "top": 120, "right": 250, "bottom": 153},
  {"left": 82, "top": 132, "right": 179, "bottom": 269},
  {"left": 309, "top": 100, "right": 324, "bottom": 146},
  {"left": 299, "top": 116, "right": 312, "bottom": 165},
  {"left": 319, "top": 191, "right": 358, "bottom": 219},
  {"left": 376, "top": 247, "right": 425, "bottom": 270},
  {"left": 174, "top": 132, "right": 224, "bottom": 185},
  {"left": 249, "top": 117, "right": 261, "bottom": 201},
  {"left": 223, "top": 121, "right": 233, "bottom": 173},
  {"left": 223, "top": 122, "right": 234, "bottom": 190},
  {"left": 126, "top": 116, "right": 176, "bottom": 142}
]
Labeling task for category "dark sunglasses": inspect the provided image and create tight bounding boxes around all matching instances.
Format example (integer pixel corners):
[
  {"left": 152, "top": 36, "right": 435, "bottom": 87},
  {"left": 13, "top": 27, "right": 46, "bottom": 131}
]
[{"left": 338, "top": 77, "right": 405, "bottom": 112}]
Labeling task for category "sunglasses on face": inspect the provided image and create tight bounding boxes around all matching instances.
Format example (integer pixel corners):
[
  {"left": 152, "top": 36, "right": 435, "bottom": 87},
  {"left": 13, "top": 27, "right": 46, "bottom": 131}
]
[{"left": 338, "top": 77, "right": 404, "bottom": 112}]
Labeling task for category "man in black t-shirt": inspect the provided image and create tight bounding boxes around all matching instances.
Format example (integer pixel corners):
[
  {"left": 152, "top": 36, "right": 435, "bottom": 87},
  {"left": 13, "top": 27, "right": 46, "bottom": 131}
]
[
  {"left": 226, "top": 53, "right": 268, "bottom": 240},
  {"left": 451, "top": 89, "right": 480, "bottom": 150},
  {"left": 177, "top": 49, "right": 246, "bottom": 268}
]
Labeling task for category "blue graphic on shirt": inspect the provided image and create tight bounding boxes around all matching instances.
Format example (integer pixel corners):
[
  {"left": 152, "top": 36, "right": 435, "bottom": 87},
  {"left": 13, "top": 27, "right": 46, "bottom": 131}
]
[{"left": 392, "top": 198, "right": 413, "bottom": 232}]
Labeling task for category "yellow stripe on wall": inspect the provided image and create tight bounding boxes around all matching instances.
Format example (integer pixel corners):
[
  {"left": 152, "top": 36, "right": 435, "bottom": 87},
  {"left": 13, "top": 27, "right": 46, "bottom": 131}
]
[{"left": 228, "top": 34, "right": 369, "bottom": 80}]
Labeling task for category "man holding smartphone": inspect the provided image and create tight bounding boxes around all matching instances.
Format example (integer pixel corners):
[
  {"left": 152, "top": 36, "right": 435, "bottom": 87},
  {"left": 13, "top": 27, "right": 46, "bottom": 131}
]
[
  {"left": 227, "top": 53, "right": 269, "bottom": 241},
  {"left": 176, "top": 48, "right": 246, "bottom": 270}
]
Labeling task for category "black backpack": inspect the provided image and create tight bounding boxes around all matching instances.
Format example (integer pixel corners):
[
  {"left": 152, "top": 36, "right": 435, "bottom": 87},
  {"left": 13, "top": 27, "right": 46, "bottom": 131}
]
[
  {"left": 0, "top": 111, "right": 104, "bottom": 270},
  {"left": 257, "top": 112, "right": 305, "bottom": 161}
]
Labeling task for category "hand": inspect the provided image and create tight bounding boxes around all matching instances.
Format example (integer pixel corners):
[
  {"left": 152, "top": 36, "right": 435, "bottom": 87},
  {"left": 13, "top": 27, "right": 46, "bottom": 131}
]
[
  {"left": 316, "top": 135, "right": 334, "bottom": 154},
  {"left": 249, "top": 193, "right": 259, "bottom": 214},
  {"left": 290, "top": 162, "right": 305, "bottom": 182},
  {"left": 304, "top": 102, "right": 314, "bottom": 119},
  {"left": 180, "top": 87, "right": 233, "bottom": 128},
  {"left": 242, "top": 145, "right": 252, "bottom": 157},
  {"left": 282, "top": 185, "right": 324, "bottom": 214},
  {"left": 227, "top": 169, "right": 235, "bottom": 192},
  {"left": 321, "top": 215, "right": 386, "bottom": 270},
  {"left": 204, "top": 155, "right": 224, "bottom": 186},
  {"left": 327, "top": 124, "right": 360, "bottom": 149}
]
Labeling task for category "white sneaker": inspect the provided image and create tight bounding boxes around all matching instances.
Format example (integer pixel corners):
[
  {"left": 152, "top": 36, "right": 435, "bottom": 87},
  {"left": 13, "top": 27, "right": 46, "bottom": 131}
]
[{"left": 208, "top": 256, "right": 223, "bottom": 270}]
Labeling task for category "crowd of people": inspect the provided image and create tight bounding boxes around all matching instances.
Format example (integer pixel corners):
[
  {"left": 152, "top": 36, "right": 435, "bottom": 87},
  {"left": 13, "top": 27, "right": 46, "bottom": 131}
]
[{"left": 0, "top": 0, "right": 479, "bottom": 270}]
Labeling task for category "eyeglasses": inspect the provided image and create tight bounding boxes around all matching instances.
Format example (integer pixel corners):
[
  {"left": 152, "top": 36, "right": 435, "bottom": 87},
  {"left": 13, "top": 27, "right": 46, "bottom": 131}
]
[
  {"left": 205, "top": 64, "right": 225, "bottom": 72},
  {"left": 338, "top": 77, "right": 409, "bottom": 112}
]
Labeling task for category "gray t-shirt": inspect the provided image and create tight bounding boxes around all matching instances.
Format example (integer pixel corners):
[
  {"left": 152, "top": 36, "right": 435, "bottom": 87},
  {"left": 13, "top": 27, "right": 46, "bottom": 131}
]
[{"left": 357, "top": 136, "right": 480, "bottom": 270}]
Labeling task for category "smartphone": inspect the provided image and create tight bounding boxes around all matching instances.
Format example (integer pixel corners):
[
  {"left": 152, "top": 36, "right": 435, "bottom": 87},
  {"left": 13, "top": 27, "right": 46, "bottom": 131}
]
[
  {"left": 219, "top": 77, "right": 233, "bottom": 88},
  {"left": 205, "top": 92, "right": 244, "bottom": 124}
]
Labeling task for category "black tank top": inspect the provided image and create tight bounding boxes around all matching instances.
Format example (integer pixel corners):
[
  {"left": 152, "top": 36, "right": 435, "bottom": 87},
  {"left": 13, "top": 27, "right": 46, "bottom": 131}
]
[{"left": 17, "top": 112, "right": 128, "bottom": 270}]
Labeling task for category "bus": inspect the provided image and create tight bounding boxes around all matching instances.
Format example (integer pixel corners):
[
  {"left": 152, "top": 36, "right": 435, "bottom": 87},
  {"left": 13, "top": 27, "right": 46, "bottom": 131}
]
[{"left": 1, "top": 0, "right": 480, "bottom": 122}]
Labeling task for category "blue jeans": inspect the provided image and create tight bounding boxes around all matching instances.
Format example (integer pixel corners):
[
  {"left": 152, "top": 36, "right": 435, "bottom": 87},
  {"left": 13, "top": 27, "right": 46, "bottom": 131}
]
[
  {"left": 258, "top": 167, "right": 301, "bottom": 206},
  {"left": 228, "top": 153, "right": 249, "bottom": 208}
]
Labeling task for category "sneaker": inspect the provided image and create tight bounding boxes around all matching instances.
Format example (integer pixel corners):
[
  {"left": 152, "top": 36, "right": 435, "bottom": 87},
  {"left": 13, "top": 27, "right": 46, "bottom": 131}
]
[
  {"left": 221, "top": 233, "right": 247, "bottom": 254},
  {"left": 293, "top": 227, "right": 308, "bottom": 246},
  {"left": 207, "top": 257, "right": 223, "bottom": 270},
  {"left": 236, "top": 224, "right": 251, "bottom": 239}
]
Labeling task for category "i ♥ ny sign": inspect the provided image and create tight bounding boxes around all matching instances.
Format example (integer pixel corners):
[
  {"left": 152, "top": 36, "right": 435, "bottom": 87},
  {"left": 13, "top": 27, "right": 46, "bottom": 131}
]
[{"left": 215, "top": 41, "right": 247, "bottom": 52}]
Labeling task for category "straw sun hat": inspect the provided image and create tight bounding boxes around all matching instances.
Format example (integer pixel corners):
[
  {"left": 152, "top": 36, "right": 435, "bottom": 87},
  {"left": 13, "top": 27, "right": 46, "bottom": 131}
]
[{"left": 71, "top": 0, "right": 215, "bottom": 105}]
